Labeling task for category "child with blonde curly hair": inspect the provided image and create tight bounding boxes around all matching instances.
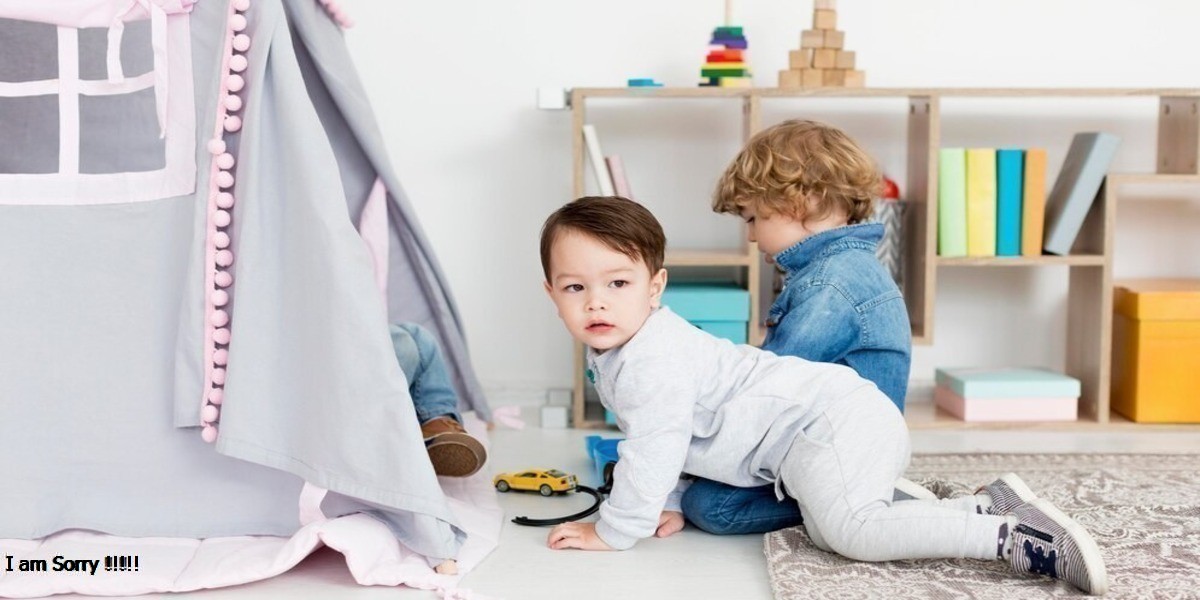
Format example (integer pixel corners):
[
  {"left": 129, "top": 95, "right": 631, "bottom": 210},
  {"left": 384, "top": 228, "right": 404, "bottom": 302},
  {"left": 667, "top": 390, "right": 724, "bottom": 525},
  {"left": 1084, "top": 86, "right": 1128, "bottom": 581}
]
[{"left": 681, "top": 119, "right": 917, "bottom": 536}]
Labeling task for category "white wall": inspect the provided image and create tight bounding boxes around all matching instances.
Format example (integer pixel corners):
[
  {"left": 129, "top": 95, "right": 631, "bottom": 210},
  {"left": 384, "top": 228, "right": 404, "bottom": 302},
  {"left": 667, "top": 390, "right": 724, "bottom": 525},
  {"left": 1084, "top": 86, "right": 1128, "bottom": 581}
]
[{"left": 339, "top": 0, "right": 1200, "bottom": 405}]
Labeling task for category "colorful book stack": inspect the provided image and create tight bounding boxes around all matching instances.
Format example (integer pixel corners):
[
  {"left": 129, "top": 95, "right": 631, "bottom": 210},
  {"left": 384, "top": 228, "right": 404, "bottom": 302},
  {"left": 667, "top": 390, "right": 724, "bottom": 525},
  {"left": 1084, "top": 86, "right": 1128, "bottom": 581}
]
[
  {"left": 938, "top": 148, "right": 1043, "bottom": 258},
  {"left": 700, "top": 26, "right": 751, "bottom": 88},
  {"left": 777, "top": 0, "right": 864, "bottom": 89},
  {"left": 938, "top": 133, "right": 1119, "bottom": 258},
  {"left": 934, "top": 367, "right": 1081, "bottom": 422}
]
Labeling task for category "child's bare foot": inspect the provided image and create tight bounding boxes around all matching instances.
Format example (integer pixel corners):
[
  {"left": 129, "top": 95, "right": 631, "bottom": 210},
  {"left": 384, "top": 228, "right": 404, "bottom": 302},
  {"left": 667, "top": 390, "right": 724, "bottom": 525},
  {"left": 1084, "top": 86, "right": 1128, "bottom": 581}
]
[{"left": 434, "top": 559, "right": 458, "bottom": 575}]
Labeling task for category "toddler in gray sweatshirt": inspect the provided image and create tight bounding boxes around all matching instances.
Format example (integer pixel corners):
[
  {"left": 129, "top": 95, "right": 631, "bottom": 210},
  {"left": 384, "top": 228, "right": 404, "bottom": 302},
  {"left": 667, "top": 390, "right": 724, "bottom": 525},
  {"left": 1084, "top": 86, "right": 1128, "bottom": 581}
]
[{"left": 538, "top": 196, "right": 1107, "bottom": 596}]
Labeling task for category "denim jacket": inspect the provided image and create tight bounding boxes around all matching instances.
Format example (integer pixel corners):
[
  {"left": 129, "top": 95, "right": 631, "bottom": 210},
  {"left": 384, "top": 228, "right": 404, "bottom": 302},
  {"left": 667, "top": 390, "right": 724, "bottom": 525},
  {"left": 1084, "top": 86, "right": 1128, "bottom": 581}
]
[{"left": 763, "top": 223, "right": 912, "bottom": 410}]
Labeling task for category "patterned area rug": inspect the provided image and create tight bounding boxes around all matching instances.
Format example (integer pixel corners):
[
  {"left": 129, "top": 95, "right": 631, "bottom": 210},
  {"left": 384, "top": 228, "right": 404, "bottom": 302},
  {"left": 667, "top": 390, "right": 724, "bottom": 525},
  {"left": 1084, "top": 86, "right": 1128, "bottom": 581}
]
[{"left": 764, "top": 454, "right": 1199, "bottom": 599}]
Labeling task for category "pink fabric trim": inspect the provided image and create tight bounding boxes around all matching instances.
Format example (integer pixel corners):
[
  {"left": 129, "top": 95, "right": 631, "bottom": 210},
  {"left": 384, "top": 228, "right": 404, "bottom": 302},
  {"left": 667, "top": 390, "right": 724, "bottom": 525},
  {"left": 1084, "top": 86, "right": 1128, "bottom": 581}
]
[
  {"left": 0, "top": 0, "right": 192, "bottom": 28},
  {"left": 198, "top": 0, "right": 250, "bottom": 441},
  {"left": 0, "top": 72, "right": 156, "bottom": 97},
  {"left": 357, "top": 178, "right": 389, "bottom": 300},
  {"left": 56, "top": 27, "right": 80, "bottom": 176},
  {"left": 0, "top": 415, "right": 503, "bottom": 598}
]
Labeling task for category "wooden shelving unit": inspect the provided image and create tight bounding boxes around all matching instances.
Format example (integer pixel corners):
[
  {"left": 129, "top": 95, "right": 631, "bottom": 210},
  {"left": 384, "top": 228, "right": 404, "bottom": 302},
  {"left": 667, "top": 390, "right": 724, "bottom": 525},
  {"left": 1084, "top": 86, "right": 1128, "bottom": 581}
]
[{"left": 566, "top": 86, "right": 1200, "bottom": 431}]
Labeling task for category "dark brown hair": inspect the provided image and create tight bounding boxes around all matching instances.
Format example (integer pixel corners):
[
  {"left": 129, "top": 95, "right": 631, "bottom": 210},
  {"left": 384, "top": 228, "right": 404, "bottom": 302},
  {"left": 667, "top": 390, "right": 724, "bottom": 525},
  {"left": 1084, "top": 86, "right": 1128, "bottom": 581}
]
[
  {"left": 540, "top": 196, "right": 666, "bottom": 280},
  {"left": 713, "top": 119, "right": 880, "bottom": 224}
]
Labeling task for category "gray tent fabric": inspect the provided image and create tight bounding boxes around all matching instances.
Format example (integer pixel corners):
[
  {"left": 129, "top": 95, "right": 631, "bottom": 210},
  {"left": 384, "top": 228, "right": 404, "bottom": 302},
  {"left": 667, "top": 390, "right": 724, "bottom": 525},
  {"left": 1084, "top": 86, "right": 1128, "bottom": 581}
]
[
  {"left": 0, "top": 0, "right": 488, "bottom": 565},
  {"left": 282, "top": 0, "right": 489, "bottom": 423}
]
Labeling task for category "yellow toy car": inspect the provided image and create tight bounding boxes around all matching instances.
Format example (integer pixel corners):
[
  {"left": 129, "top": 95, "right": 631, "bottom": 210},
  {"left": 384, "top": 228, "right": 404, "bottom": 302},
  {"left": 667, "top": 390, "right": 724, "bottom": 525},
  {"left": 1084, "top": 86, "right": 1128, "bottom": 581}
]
[{"left": 493, "top": 469, "right": 578, "bottom": 496}]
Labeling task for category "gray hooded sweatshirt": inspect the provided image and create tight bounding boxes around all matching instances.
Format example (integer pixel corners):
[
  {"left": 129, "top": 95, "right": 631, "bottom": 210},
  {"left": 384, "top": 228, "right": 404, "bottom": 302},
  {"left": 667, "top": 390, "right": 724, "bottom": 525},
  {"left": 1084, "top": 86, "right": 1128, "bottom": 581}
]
[{"left": 586, "top": 306, "right": 878, "bottom": 549}]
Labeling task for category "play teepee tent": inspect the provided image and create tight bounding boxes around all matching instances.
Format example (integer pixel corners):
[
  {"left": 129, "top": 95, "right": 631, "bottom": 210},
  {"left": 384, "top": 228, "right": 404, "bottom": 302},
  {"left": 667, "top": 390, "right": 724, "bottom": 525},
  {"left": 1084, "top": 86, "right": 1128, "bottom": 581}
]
[{"left": 0, "top": 0, "right": 495, "bottom": 594}]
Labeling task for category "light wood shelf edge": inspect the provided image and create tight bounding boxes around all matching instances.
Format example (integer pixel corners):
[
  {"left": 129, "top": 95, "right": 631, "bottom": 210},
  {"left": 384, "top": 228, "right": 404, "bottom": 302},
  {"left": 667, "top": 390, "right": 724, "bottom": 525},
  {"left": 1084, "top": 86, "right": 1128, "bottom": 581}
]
[
  {"left": 572, "top": 87, "right": 1200, "bottom": 100},
  {"left": 937, "top": 255, "right": 1107, "bottom": 267},
  {"left": 905, "top": 402, "right": 1200, "bottom": 431}
]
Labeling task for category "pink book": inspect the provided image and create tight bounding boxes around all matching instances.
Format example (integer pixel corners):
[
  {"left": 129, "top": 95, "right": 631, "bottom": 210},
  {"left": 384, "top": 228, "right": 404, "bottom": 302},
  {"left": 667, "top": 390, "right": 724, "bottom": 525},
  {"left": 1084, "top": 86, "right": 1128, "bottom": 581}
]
[
  {"left": 606, "top": 155, "right": 633, "bottom": 199},
  {"left": 934, "top": 386, "right": 1078, "bottom": 422}
]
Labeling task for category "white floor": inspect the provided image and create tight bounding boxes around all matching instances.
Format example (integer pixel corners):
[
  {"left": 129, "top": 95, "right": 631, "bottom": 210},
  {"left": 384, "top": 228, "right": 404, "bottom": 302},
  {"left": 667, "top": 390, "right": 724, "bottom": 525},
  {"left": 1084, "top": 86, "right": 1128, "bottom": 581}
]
[{"left": 79, "top": 407, "right": 1200, "bottom": 600}]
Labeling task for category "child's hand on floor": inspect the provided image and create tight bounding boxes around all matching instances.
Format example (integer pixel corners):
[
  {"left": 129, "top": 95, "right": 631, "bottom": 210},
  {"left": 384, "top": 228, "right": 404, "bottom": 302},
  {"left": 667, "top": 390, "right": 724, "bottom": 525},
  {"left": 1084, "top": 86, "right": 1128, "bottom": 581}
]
[
  {"left": 655, "top": 510, "right": 684, "bottom": 538},
  {"left": 547, "top": 522, "right": 614, "bottom": 551}
]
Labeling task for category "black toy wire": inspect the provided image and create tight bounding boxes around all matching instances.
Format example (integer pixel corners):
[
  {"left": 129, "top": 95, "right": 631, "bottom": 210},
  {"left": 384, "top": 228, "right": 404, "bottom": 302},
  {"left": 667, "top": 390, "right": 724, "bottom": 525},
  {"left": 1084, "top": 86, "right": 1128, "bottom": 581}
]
[{"left": 511, "top": 483, "right": 610, "bottom": 527}]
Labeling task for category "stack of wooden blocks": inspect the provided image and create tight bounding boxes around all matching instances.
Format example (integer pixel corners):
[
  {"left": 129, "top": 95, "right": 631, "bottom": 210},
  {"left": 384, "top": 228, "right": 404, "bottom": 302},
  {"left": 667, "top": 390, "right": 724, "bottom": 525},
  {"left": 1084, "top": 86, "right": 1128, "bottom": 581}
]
[{"left": 778, "top": 0, "right": 865, "bottom": 89}]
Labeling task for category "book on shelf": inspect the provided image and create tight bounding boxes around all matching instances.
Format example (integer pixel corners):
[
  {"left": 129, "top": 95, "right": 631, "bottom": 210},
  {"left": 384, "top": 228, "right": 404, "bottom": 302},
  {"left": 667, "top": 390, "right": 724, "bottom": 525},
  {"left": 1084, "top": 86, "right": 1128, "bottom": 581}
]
[
  {"left": 605, "top": 155, "right": 633, "bottom": 199},
  {"left": 1043, "top": 132, "right": 1120, "bottom": 256},
  {"left": 1021, "top": 148, "right": 1048, "bottom": 257},
  {"left": 937, "top": 148, "right": 967, "bottom": 257},
  {"left": 582, "top": 124, "right": 615, "bottom": 196},
  {"left": 965, "top": 148, "right": 997, "bottom": 257},
  {"left": 995, "top": 149, "right": 1024, "bottom": 257}
]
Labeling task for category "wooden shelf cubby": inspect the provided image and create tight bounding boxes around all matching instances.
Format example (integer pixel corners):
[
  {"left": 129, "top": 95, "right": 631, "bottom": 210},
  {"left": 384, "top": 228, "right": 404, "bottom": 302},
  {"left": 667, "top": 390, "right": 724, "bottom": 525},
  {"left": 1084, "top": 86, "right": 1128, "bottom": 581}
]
[{"left": 565, "top": 86, "right": 1200, "bottom": 431}]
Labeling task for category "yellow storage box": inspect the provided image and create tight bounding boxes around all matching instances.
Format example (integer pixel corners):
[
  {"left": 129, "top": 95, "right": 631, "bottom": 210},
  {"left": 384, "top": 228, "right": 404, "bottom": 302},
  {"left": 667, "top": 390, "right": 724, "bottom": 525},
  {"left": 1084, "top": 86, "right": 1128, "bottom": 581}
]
[{"left": 1111, "top": 279, "right": 1200, "bottom": 423}]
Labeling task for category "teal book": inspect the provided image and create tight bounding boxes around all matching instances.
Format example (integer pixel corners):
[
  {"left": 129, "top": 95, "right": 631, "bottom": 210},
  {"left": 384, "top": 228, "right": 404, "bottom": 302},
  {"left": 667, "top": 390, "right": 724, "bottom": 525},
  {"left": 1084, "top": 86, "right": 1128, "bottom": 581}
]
[
  {"left": 1043, "top": 132, "right": 1120, "bottom": 255},
  {"left": 934, "top": 367, "right": 1081, "bottom": 399},
  {"left": 996, "top": 149, "right": 1024, "bottom": 256},
  {"left": 937, "top": 148, "right": 967, "bottom": 257}
]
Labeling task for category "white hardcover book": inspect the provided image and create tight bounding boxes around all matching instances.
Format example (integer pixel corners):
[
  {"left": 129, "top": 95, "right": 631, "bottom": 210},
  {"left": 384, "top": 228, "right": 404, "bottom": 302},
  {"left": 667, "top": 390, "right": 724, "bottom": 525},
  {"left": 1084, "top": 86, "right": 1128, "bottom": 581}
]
[{"left": 582, "top": 124, "right": 615, "bottom": 196}]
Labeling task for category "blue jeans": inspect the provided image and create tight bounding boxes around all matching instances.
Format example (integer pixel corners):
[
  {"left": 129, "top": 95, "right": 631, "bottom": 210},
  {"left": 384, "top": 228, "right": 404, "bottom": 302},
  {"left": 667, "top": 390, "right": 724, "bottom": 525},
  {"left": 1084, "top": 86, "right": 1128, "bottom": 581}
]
[
  {"left": 389, "top": 322, "right": 461, "bottom": 424},
  {"left": 681, "top": 478, "right": 803, "bottom": 535}
]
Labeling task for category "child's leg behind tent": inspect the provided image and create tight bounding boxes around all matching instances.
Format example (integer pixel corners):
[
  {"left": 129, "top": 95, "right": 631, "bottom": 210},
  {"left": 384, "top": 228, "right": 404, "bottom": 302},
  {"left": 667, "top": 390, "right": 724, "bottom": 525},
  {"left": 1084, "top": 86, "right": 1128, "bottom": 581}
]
[{"left": 389, "top": 323, "right": 486, "bottom": 477}]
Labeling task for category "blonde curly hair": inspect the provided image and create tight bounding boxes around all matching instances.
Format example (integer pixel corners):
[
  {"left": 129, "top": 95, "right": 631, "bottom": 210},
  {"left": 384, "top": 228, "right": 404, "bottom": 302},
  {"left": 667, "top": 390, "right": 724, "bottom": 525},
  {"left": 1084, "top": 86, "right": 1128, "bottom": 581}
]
[{"left": 713, "top": 119, "right": 880, "bottom": 224}]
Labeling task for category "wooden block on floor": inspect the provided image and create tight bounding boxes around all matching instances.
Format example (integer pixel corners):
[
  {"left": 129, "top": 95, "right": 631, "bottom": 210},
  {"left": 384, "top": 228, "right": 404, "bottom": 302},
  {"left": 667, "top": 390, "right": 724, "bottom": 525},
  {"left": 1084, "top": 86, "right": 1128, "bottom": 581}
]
[
  {"left": 835, "top": 50, "right": 856, "bottom": 69},
  {"left": 843, "top": 69, "right": 866, "bottom": 87},
  {"left": 823, "top": 29, "right": 845, "bottom": 49},
  {"left": 801, "top": 69, "right": 824, "bottom": 87},
  {"left": 801, "top": 29, "right": 824, "bottom": 49},
  {"left": 815, "top": 0, "right": 837, "bottom": 9},
  {"left": 823, "top": 69, "right": 846, "bottom": 86},
  {"left": 789, "top": 49, "right": 815, "bottom": 70},
  {"left": 813, "top": 8, "right": 837, "bottom": 30},
  {"left": 814, "top": 48, "right": 837, "bottom": 69}
]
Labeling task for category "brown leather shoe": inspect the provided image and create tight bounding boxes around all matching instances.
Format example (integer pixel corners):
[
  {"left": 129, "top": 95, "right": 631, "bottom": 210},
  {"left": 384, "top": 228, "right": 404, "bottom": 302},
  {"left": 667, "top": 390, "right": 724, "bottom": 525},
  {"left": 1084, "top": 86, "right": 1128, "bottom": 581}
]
[{"left": 421, "top": 416, "right": 487, "bottom": 477}]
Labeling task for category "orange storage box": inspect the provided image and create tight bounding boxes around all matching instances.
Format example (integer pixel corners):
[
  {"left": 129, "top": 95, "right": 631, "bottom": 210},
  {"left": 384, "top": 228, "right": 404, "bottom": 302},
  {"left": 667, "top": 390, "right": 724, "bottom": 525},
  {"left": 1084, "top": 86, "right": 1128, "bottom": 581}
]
[{"left": 1111, "top": 279, "right": 1200, "bottom": 423}]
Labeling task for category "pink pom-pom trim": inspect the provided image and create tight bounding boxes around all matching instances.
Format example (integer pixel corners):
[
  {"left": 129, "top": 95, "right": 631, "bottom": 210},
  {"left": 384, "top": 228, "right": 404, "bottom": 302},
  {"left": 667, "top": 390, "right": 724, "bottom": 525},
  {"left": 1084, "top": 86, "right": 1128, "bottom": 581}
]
[
  {"left": 214, "top": 231, "right": 231, "bottom": 248},
  {"left": 201, "top": 404, "right": 219, "bottom": 423},
  {"left": 215, "top": 249, "right": 234, "bottom": 267},
  {"left": 233, "top": 34, "right": 251, "bottom": 52},
  {"left": 216, "top": 192, "right": 235, "bottom": 209},
  {"left": 209, "top": 387, "right": 224, "bottom": 404},
  {"left": 212, "top": 368, "right": 227, "bottom": 385},
  {"left": 210, "top": 309, "right": 230, "bottom": 327},
  {"left": 215, "top": 170, "right": 234, "bottom": 188},
  {"left": 213, "top": 210, "right": 232, "bottom": 227},
  {"left": 212, "top": 289, "right": 230, "bottom": 306},
  {"left": 217, "top": 153, "right": 235, "bottom": 169},
  {"left": 233, "top": 0, "right": 250, "bottom": 11},
  {"left": 229, "top": 55, "right": 248, "bottom": 73},
  {"left": 213, "top": 327, "right": 231, "bottom": 345},
  {"left": 223, "top": 115, "right": 242, "bottom": 132},
  {"left": 213, "top": 349, "right": 229, "bottom": 366},
  {"left": 215, "top": 271, "right": 233, "bottom": 287},
  {"left": 207, "top": 139, "right": 226, "bottom": 154},
  {"left": 230, "top": 14, "right": 247, "bottom": 32},
  {"left": 201, "top": 425, "right": 218, "bottom": 443},
  {"left": 224, "top": 94, "right": 243, "bottom": 112},
  {"left": 227, "top": 74, "right": 244, "bottom": 92}
]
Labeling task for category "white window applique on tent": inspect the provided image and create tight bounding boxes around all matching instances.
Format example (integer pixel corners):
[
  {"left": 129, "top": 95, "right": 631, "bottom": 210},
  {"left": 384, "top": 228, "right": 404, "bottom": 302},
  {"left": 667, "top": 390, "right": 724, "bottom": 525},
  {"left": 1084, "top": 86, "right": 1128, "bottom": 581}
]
[{"left": 0, "top": 1, "right": 196, "bottom": 205}]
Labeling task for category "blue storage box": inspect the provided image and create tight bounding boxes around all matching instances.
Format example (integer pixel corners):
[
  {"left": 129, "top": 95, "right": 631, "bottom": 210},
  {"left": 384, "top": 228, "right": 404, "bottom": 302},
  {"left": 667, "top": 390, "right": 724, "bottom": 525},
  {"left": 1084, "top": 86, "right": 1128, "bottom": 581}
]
[
  {"left": 661, "top": 282, "right": 751, "bottom": 344},
  {"left": 603, "top": 281, "right": 751, "bottom": 425}
]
